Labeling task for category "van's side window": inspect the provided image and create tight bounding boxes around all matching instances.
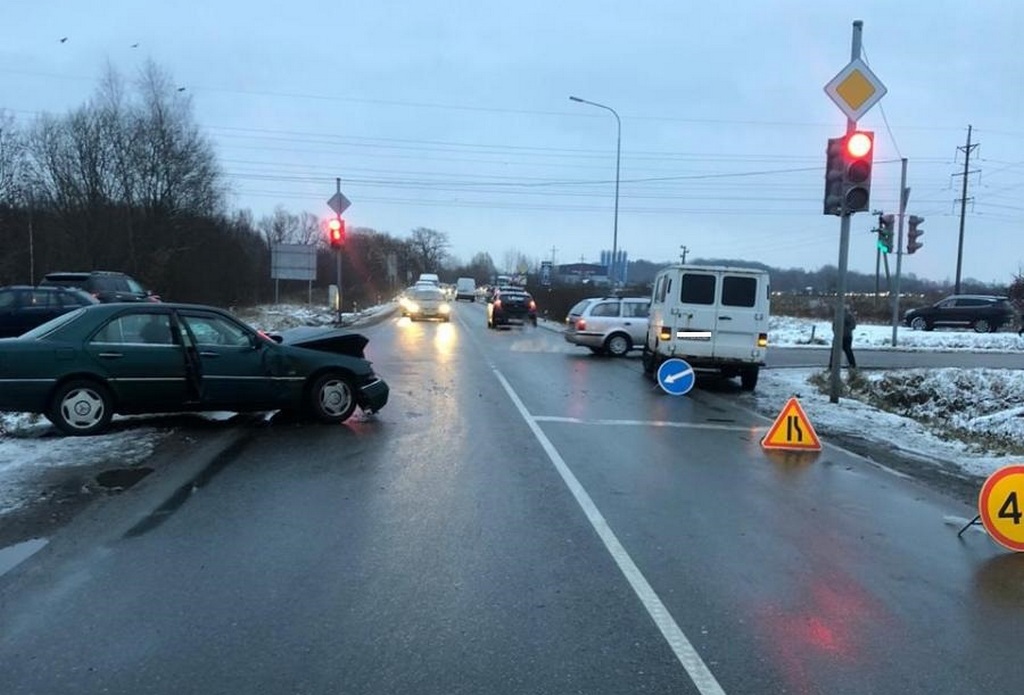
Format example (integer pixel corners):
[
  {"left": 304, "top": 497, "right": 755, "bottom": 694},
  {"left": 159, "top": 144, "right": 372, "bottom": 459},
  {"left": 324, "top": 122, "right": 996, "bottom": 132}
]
[
  {"left": 654, "top": 276, "right": 666, "bottom": 303},
  {"left": 722, "top": 276, "right": 757, "bottom": 307},
  {"left": 680, "top": 274, "right": 715, "bottom": 305}
]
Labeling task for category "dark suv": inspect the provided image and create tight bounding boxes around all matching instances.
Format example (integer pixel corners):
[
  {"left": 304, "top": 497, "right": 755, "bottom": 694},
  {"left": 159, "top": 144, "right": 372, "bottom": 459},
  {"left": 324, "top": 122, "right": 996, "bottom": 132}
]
[
  {"left": 40, "top": 271, "right": 159, "bottom": 303},
  {"left": 903, "top": 295, "right": 1016, "bottom": 333},
  {"left": 0, "top": 285, "right": 99, "bottom": 338}
]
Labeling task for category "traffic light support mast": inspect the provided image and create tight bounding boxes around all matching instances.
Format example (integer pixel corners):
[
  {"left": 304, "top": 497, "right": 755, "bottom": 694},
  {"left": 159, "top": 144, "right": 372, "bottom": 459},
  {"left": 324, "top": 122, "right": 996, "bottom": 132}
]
[
  {"left": 335, "top": 177, "right": 344, "bottom": 325},
  {"left": 890, "top": 158, "right": 909, "bottom": 347},
  {"left": 828, "top": 19, "right": 863, "bottom": 405}
]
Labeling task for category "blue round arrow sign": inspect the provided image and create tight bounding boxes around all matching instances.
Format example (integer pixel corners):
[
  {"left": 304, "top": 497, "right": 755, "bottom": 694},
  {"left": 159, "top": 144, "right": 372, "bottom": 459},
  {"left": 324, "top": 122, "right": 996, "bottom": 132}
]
[{"left": 657, "top": 358, "right": 695, "bottom": 396}]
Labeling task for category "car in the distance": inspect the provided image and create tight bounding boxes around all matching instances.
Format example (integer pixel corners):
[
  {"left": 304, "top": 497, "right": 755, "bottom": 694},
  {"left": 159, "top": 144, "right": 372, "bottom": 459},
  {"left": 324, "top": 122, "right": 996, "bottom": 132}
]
[
  {"left": 455, "top": 277, "right": 476, "bottom": 302},
  {"left": 0, "top": 285, "right": 99, "bottom": 338},
  {"left": 487, "top": 286, "right": 537, "bottom": 328},
  {"left": 402, "top": 285, "right": 451, "bottom": 321},
  {"left": 40, "top": 270, "right": 159, "bottom": 303},
  {"left": 563, "top": 296, "right": 650, "bottom": 357},
  {"left": 903, "top": 295, "right": 1016, "bottom": 333},
  {"left": 0, "top": 303, "right": 389, "bottom": 435}
]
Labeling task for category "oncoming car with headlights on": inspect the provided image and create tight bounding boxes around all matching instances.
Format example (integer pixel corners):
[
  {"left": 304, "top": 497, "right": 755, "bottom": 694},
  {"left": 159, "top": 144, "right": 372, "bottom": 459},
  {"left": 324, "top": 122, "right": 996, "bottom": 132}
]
[
  {"left": 0, "top": 303, "right": 389, "bottom": 435},
  {"left": 402, "top": 286, "right": 451, "bottom": 322}
]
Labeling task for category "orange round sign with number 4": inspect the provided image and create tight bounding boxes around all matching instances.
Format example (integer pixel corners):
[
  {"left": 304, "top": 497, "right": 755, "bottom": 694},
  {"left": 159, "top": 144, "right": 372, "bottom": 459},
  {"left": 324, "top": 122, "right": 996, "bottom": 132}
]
[{"left": 979, "top": 465, "right": 1024, "bottom": 552}]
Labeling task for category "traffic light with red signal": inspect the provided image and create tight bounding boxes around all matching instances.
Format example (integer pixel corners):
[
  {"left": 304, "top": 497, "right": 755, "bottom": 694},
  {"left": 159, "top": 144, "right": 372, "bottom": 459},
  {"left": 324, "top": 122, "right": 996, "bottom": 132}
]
[
  {"left": 824, "top": 130, "right": 875, "bottom": 216},
  {"left": 328, "top": 217, "right": 345, "bottom": 249},
  {"left": 907, "top": 215, "right": 924, "bottom": 254}
]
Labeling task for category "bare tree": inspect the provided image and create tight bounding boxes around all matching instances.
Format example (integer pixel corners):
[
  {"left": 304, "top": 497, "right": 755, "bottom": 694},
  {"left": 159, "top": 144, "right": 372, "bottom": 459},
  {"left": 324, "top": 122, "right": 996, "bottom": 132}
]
[
  {"left": 0, "top": 111, "right": 26, "bottom": 205},
  {"left": 408, "top": 227, "right": 450, "bottom": 271},
  {"left": 502, "top": 247, "right": 535, "bottom": 275}
]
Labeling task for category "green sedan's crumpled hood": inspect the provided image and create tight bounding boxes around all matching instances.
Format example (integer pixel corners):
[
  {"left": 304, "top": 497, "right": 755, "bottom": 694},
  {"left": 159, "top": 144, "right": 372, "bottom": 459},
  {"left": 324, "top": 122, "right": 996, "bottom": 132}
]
[{"left": 274, "top": 327, "right": 369, "bottom": 359}]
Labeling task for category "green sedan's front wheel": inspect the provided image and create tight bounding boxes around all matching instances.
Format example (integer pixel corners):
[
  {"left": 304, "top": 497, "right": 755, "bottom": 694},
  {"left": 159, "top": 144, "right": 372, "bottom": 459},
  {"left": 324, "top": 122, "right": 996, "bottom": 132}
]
[
  {"left": 309, "top": 373, "right": 358, "bottom": 423},
  {"left": 47, "top": 379, "right": 114, "bottom": 436}
]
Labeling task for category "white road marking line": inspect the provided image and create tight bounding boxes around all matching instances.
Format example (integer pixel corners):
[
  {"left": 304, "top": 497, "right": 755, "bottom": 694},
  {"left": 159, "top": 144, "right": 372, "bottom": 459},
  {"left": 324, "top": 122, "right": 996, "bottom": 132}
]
[
  {"left": 492, "top": 368, "right": 728, "bottom": 695},
  {"left": 533, "top": 415, "right": 756, "bottom": 432}
]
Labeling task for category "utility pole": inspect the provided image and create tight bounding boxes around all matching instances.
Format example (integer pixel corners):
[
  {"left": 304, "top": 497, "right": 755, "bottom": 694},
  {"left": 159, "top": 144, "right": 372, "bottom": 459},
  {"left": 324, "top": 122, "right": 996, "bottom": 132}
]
[
  {"left": 953, "top": 125, "right": 979, "bottom": 294},
  {"left": 550, "top": 245, "right": 557, "bottom": 264},
  {"left": 679, "top": 245, "right": 689, "bottom": 264}
]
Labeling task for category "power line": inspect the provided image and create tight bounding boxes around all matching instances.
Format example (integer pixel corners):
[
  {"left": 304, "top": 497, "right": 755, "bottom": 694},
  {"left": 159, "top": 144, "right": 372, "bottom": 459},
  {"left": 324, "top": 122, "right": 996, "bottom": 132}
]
[{"left": 860, "top": 45, "right": 903, "bottom": 159}]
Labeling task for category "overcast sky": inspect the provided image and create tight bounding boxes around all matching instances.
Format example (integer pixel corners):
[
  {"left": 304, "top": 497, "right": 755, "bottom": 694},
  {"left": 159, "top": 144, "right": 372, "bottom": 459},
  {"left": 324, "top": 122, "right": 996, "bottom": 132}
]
[{"left": 3, "top": 1, "right": 1022, "bottom": 283}]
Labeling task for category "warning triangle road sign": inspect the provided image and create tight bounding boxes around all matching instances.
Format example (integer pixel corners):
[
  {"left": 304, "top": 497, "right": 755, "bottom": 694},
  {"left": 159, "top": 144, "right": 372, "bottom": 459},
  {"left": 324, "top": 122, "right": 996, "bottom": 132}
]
[{"left": 761, "top": 397, "right": 822, "bottom": 452}]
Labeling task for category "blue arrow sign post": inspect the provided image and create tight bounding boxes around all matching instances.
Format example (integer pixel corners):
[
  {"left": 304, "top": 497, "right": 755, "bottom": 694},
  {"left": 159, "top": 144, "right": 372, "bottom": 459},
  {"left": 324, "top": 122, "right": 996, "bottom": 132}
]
[{"left": 657, "top": 358, "right": 695, "bottom": 396}]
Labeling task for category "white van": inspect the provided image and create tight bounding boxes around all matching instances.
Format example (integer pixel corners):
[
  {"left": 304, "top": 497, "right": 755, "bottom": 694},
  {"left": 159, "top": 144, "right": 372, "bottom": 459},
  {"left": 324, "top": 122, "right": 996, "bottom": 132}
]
[
  {"left": 643, "top": 264, "right": 770, "bottom": 390},
  {"left": 417, "top": 273, "right": 440, "bottom": 286},
  {"left": 455, "top": 277, "right": 476, "bottom": 302}
]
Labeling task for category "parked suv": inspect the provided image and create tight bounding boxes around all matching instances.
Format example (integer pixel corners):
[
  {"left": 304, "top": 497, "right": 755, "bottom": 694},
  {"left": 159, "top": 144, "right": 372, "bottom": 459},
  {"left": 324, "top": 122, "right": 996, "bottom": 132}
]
[
  {"left": 903, "top": 295, "right": 1015, "bottom": 333},
  {"left": 563, "top": 297, "right": 650, "bottom": 357},
  {"left": 40, "top": 271, "right": 159, "bottom": 303},
  {"left": 0, "top": 285, "right": 99, "bottom": 338}
]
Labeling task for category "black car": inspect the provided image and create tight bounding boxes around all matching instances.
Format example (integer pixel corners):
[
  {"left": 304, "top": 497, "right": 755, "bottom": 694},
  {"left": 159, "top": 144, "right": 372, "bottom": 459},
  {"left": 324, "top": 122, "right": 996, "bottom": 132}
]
[
  {"left": 0, "top": 285, "right": 99, "bottom": 338},
  {"left": 40, "top": 270, "right": 159, "bottom": 303},
  {"left": 903, "top": 294, "right": 1016, "bottom": 333},
  {"left": 487, "top": 286, "right": 537, "bottom": 328}
]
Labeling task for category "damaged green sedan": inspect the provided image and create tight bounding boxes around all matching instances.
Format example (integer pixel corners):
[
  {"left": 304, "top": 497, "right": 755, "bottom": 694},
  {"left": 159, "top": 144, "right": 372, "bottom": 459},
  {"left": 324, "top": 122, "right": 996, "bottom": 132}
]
[{"left": 0, "top": 303, "right": 389, "bottom": 435}]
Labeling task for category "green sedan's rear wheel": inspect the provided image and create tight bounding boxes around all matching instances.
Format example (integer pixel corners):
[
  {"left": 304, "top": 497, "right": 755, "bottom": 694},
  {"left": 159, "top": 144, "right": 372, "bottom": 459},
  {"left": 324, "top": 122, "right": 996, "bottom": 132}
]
[
  {"left": 47, "top": 379, "right": 114, "bottom": 436},
  {"left": 308, "top": 372, "right": 358, "bottom": 423}
]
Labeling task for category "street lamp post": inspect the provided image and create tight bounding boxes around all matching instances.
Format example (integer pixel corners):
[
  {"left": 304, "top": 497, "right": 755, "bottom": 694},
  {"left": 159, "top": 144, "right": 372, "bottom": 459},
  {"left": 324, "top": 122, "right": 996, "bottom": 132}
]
[{"left": 569, "top": 96, "right": 620, "bottom": 285}]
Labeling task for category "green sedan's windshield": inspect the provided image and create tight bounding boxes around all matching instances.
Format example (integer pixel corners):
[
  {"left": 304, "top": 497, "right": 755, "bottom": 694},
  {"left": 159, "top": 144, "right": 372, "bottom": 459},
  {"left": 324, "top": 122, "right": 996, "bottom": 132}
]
[{"left": 17, "top": 307, "right": 88, "bottom": 340}]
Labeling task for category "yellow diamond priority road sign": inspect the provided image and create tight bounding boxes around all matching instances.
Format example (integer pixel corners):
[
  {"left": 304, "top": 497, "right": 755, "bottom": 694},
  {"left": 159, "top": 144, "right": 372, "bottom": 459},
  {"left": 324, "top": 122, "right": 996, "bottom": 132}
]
[{"left": 824, "top": 58, "right": 887, "bottom": 122}]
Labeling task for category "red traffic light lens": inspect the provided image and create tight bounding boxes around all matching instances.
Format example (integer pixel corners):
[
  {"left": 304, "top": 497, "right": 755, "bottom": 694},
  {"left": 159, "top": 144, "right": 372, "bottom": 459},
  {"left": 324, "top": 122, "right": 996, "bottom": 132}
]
[
  {"left": 328, "top": 219, "right": 342, "bottom": 232},
  {"left": 846, "top": 132, "right": 872, "bottom": 158}
]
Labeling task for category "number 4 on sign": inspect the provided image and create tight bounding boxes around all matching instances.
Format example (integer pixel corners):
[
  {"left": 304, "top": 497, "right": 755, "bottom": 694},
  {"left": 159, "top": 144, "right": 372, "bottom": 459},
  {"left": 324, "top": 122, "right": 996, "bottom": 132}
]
[{"left": 761, "top": 397, "right": 822, "bottom": 452}]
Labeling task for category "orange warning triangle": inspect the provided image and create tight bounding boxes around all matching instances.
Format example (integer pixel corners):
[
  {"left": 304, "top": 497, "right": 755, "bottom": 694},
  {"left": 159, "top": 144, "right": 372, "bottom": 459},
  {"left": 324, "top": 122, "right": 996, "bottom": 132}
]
[{"left": 761, "top": 397, "right": 822, "bottom": 451}]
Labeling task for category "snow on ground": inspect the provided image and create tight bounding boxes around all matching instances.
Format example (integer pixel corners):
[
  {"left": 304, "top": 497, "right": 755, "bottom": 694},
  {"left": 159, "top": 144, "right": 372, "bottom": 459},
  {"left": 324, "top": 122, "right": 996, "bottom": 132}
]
[
  {"left": 1, "top": 305, "right": 1022, "bottom": 519},
  {"left": 771, "top": 315, "right": 1024, "bottom": 352}
]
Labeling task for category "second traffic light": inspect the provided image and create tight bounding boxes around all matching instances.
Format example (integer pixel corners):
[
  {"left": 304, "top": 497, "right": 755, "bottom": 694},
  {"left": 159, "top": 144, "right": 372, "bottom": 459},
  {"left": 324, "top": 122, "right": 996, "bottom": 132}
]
[
  {"left": 823, "top": 130, "right": 875, "bottom": 216},
  {"left": 907, "top": 215, "right": 924, "bottom": 254},
  {"left": 328, "top": 217, "right": 345, "bottom": 249},
  {"left": 877, "top": 213, "right": 894, "bottom": 253}
]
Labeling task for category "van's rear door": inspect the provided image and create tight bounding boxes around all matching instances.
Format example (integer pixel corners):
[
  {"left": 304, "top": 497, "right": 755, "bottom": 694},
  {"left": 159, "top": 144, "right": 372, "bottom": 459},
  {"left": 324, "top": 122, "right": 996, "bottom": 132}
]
[
  {"left": 673, "top": 271, "right": 717, "bottom": 358},
  {"left": 713, "top": 273, "right": 767, "bottom": 361}
]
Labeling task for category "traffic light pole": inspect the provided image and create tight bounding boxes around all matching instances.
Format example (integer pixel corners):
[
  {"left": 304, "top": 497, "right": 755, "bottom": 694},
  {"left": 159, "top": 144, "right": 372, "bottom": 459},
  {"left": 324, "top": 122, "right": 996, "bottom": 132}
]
[
  {"left": 890, "top": 158, "right": 909, "bottom": 346},
  {"left": 335, "top": 177, "right": 344, "bottom": 325},
  {"left": 828, "top": 20, "right": 863, "bottom": 404}
]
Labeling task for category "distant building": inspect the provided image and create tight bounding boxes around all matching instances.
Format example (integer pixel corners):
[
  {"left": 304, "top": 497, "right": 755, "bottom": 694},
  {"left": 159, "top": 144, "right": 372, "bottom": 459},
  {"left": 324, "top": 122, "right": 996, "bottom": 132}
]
[{"left": 600, "top": 250, "right": 628, "bottom": 284}]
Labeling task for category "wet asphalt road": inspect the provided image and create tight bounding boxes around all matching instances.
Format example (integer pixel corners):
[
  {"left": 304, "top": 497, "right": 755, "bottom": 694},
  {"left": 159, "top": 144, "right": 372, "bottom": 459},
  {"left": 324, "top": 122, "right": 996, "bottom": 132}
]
[{"left": 2, "top": 301, "right": 1023, "bottom": 694}]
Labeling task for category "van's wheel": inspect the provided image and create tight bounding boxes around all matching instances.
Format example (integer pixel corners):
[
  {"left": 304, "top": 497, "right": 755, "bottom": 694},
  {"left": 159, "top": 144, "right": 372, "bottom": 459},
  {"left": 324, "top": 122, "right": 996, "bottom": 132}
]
[
  {"left": 740, "top": 367, "right": 759, "bottom": 392},
  {"left": 47, "top": 379, "right": 114, "bottom": 436},
  {"left": 308, "top": 372, "right": 357, "bottom": 423},
  {"left": 604, "top": 333, "right": 630, "bottom": 358}
]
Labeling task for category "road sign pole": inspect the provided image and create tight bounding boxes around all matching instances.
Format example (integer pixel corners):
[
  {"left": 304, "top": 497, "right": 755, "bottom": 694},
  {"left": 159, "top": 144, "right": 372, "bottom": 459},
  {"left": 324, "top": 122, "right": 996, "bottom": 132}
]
[
  {"left": 891, "top": 159, "right": 909, "bottom": 346},
  {"left": 335, "top": 177, "right": 344, "bottom": 324},
  {"left": 829, "top": 19, "right": 863, "bottom": 404}
]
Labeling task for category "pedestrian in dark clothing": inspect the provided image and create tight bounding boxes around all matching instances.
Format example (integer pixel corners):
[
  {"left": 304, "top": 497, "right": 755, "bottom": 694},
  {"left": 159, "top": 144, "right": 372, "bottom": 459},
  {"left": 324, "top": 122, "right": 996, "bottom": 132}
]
[{"left": 829, "top": 305, "right": 857, "bottom": 369}]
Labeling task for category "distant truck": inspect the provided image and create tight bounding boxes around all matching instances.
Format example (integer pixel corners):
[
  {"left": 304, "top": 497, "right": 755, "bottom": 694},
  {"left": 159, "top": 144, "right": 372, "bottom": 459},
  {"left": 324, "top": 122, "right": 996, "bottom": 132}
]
[
  {"left": 417, "top": 273, "right": 440, "bottom": 286},
  {"left": 455, "top": 277, "right": 476, "bottom": 302}
]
